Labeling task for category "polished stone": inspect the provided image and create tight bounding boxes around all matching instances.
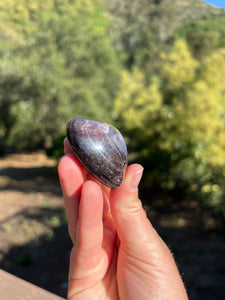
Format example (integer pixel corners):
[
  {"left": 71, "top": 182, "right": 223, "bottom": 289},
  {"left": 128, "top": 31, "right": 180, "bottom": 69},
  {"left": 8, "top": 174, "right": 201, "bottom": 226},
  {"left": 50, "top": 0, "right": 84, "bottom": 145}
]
[{"left": 66, "top": 118, "right": 127, "bottom": 189}]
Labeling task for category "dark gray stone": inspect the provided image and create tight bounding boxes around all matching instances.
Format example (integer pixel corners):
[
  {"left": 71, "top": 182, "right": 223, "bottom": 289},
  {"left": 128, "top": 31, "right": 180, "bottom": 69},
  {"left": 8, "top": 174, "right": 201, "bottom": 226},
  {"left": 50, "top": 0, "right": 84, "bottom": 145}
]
[{"left": 66, "top": 118, "right": 128, "bottom": 189}]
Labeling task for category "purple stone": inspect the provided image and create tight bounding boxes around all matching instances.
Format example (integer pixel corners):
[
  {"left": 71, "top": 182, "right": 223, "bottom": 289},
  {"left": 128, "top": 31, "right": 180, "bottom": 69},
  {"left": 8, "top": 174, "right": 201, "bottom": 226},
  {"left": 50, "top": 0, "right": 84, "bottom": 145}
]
[{"left": 66, "top": 118, "right": 128, "bottom": 189}]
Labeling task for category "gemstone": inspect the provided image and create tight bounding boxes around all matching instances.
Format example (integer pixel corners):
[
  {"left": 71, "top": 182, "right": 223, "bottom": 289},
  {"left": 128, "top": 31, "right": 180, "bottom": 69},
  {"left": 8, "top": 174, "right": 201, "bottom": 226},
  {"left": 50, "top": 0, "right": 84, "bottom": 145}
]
[{"left": 66, "top": 118, "right": 128, "bottom": 189}]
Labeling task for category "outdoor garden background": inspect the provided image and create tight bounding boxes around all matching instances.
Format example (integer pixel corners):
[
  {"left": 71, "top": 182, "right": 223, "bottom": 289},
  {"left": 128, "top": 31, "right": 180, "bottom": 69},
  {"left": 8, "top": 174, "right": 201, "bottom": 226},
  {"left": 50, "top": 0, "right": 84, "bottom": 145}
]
[{"left": 0, "top": 1, "right": 225, "bottom": 299}]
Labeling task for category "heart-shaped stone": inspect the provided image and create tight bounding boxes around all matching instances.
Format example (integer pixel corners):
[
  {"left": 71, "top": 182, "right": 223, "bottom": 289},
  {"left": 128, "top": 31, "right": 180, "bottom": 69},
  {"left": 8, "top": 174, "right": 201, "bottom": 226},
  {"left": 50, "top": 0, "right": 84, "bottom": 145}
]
[{"left": 66, "top": 118, "right": 128, "bottom": 189}]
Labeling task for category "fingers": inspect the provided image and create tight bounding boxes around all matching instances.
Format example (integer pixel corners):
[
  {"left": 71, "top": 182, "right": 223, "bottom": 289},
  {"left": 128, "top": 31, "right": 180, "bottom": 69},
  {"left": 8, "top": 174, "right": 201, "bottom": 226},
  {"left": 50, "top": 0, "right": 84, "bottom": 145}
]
[
  {"left": 59, "top": 138, "right": 111, "bottom": 244},
  {"left": 64, "top": 137, "right": 74, "bottom": 155},
  {"left": 68, "top": 181, "right": 105, "bottom": 291},
  {"left": 64, "top": 137, "right": 111, "bottom": 219},
  {"left": 77, "top": 180, "right": 103, "bottom": 254},
  {"left": 58, "top": 154, "right": 85, "bottom": 244},
  {"left": 110, "top": 164, "right": 160, "bottom": 250}
]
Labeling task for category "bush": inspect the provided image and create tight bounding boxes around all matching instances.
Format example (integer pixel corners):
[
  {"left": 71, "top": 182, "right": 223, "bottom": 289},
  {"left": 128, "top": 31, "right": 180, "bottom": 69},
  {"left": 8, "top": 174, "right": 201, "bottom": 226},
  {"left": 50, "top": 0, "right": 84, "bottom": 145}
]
[
  {"left": 114, "top": 40, "right": 225, "bottom": 221},
  {"left": 45, "top": 131, "right": 65, "bottom": 161}
]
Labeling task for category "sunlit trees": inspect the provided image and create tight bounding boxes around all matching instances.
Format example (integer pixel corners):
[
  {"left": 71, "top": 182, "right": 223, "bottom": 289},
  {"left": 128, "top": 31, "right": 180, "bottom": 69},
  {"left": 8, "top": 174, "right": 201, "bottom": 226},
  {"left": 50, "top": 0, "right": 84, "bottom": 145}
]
[
  {"left": 0, "top": 0, "right": 120, "bottom": 149},
  {"left": 105, "top": 0, "right": 177, "bottom": 75},
  {"left": 0, "top": 0, "right": 95, "bottom": 35},
  {"left": 114, "top": 39, "right": 225, "bottom": 216},
  {"left": 176, "top": 16, "right": 225, "bottom": 58},
  {"left": 1, "top": 0, "right": 225, "bottom": 218}
]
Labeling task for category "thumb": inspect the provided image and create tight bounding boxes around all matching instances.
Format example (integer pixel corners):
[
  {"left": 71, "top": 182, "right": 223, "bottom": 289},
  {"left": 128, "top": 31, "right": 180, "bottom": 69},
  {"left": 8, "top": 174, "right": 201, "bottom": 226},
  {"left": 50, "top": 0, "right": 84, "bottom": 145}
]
[{"left": 110, "top": 164, "right": 157, "bottom": 250}]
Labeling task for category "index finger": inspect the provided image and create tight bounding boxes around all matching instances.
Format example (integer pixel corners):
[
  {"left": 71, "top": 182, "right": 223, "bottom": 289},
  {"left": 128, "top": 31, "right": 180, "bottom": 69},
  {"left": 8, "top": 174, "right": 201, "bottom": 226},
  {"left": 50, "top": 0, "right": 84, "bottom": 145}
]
[
  {"left": 64, "top": 137, "right": 75, "bottom": 155},
  {"left": 58, "top": 154, "right": 85, "bottom": 244}
]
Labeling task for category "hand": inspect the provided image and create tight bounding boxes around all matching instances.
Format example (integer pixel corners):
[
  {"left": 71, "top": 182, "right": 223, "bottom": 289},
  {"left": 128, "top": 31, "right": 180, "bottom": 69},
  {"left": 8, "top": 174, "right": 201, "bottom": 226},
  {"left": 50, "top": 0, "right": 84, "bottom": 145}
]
[{"left": 58, "top": 138, "right": 188, "bottom": 300}]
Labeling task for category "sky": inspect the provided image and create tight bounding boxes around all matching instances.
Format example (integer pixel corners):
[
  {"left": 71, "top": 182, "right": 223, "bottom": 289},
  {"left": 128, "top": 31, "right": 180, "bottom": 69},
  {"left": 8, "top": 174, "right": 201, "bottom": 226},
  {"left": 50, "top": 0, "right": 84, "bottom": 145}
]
[{"left": 203, "top": 0, "right": 225, "bottom": 9}]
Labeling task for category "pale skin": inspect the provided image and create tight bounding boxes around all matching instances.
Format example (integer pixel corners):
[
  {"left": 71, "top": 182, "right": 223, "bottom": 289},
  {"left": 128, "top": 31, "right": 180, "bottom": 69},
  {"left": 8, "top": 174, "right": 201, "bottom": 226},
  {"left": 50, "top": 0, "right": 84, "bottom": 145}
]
[{"left": 58, "top": 138, "right": 189, "bottom": 300}]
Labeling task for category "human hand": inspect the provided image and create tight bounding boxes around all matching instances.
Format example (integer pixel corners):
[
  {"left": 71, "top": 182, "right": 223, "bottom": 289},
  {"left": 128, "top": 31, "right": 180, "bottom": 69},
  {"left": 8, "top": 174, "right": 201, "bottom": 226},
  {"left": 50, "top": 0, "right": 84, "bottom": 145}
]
[{"left": 58, "top": 138, "right": 188, "bottom": 300}]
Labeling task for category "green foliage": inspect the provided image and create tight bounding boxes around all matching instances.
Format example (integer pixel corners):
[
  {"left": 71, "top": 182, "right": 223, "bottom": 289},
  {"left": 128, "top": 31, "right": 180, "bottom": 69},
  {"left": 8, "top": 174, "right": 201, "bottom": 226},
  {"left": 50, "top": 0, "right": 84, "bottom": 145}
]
[
  {"left": 161, "top": 40, "right": 198, "bottom": 91},
  {"left": 45, "top": 131, "right": 65, "bottom": 161},
  {"left": 176, "top": 16, "right": 225, "bottom": 58},
  {"left": 114, "top": 39, "right": 225, "bottom": 218},
  {"left": 1, "top": 0, "right": 225, "bottom": 220},
  {"left": 114, "top": 69, "right": 162, "bottom": 133},
  {"left": 0, "top": 0, "right": 96, "bottom": 35},
  {"left": 105, "top": 0, "right": 178, "bottom": 75},
  {"left": 177, "top": 0, "right": 225, "bottom": 23},
  {"left": 0, "top": 0, "right": 120, "bottom": 150}
]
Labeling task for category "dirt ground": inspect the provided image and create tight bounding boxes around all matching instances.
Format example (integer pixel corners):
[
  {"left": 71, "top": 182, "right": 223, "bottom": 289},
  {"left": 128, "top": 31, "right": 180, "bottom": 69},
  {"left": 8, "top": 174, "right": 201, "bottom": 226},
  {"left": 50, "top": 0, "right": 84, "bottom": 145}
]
[{"left": 0, "top": 151, "right": 225, "bottom": 299}]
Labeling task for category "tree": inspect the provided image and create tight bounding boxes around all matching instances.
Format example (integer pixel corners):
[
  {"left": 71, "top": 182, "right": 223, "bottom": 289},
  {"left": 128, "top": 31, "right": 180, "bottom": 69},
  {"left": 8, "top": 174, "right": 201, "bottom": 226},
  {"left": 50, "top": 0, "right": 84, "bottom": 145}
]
[
  {"left": 0, "top": 0, "right": 120, "bottom": 150},
  {"left": 104, "top": 0, "right": 178, "bottom": 76},
  {"left": 175, "top": 16, "right": 225, "bottom": 58},
  {"left": 114, "top": 39, "right": 225, "bottom": 217},
  {"left": 0, "top": 0, "right": 95, "bottom": 35}
]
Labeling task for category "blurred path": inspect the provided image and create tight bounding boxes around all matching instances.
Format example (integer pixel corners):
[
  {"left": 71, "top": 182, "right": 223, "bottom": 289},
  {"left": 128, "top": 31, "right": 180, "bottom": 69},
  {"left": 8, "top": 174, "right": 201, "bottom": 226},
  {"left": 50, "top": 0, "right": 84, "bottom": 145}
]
[
  {"left": 0, "top": 151, "right": 61, "bottom": 227},
  {"left": 0, "top": 151, "right": 70, "bottom": 298}
]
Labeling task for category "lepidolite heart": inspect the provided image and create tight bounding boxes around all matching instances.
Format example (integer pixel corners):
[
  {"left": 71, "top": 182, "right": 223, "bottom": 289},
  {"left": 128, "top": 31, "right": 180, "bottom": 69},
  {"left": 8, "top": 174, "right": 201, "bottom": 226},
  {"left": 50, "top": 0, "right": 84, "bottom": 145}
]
[{"left": 66, "top": 118, "right": 127, "bottom": 189}]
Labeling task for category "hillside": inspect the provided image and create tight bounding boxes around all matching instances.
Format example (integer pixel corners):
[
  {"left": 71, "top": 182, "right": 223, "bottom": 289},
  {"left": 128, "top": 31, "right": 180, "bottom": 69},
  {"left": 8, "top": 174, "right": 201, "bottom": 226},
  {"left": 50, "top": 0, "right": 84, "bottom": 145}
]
[{"left": 177, "top": 0, "right": 225, "bottom": 22}]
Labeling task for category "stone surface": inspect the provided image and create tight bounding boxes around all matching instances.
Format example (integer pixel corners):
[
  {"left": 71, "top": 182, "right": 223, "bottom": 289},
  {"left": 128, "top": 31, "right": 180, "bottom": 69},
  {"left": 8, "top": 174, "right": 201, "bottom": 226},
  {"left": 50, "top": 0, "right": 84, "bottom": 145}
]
[{"left": 66, "top": 118, "right": 127, "bottom": 189}]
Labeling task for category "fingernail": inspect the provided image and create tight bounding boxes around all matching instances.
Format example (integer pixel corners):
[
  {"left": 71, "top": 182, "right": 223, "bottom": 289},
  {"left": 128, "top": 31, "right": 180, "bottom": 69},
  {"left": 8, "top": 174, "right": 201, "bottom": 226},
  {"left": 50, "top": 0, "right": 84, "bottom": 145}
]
[{"left": 129, "top": 167, "right": 144, "bottom": 192}]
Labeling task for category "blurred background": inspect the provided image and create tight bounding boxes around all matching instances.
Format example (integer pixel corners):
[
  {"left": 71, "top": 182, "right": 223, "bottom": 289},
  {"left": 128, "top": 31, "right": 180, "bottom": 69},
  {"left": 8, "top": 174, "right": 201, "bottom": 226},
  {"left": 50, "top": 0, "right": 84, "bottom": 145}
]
[{"left": 0, "top": 0, "right": 225, "bottom": 299}]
